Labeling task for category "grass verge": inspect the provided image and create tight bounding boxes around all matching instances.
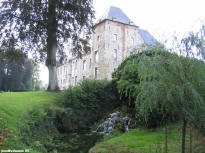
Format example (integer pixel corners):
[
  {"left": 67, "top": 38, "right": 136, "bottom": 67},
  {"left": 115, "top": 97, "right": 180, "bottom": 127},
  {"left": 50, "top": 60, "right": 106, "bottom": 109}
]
[
  {"left": 90, "top": 124, "right": 205, "bottom": 153},
  {"left": 0, "top": 91, "right": 60, "bottom": 150}
]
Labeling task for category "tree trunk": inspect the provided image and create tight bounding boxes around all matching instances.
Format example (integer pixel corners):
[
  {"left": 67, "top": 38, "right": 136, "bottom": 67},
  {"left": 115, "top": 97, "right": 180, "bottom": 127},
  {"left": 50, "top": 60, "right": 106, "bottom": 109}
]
[
  {"left": 47, "top": 65, "right": 58, "bottom": 91},
  {"left": 182, "top": 118, "right": 187, "bottom": 153},
  {"left": 46, "top": 0, "right": 58, "bottom": 91},
  {"left": 165, "top": 124, "right": 168, "bottom": 153},
  {"left": 190, "top": 127, "right": 192, "bottom": 153}
]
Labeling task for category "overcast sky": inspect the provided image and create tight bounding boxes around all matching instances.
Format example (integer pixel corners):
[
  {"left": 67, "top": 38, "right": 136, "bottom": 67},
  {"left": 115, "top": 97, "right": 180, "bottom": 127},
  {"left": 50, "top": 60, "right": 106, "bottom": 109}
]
[
  {"left": 1, "top": 0, "right": 204, "bottom": 84},
  {"left": 94, "top": 0, "right": 204, "bottom": 39}
]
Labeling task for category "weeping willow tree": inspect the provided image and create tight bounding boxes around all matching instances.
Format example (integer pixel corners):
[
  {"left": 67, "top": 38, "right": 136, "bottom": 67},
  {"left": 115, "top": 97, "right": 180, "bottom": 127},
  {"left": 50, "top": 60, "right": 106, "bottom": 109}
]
[
  {"left": 113, "top": 45, "right": 205, "bottom": 153},
  {"left": 138, "top": 49, "right": 205, "bottom": 153}
]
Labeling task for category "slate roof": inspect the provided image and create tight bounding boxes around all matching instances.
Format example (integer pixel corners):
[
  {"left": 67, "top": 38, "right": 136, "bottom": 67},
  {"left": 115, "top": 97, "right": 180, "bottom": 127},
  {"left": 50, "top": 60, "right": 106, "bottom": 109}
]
[
  {"left": 100, "top": 6, "right": 134, "bottom": 25},
  {"left": 98, "top": 6, "right": 157, "bottom": 46},
  {"left": 138, "top": 29, "right": 157, "bottom": 46}
]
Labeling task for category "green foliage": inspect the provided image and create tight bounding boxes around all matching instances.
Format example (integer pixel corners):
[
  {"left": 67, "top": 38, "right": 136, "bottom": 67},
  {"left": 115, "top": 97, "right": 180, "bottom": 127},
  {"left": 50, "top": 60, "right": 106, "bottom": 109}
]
[
  {"left": 59, "top": 79, "right": 120, "bottom": 132},
  {"left": 136, "top": 50, "right": 205, "bottom": 131},
  {"left": 20, "top": 107, "right": 61, "bottom": 152},
  {"left": 90, "top": 124, "right": 205, "bottom": 153},
  {"left": 18, "top": 79, "right": 120, "bottom": 152},
  {"left": 181, "top": 25, "right": 205, "bottom": 60},
  {"left": 0, "top": 0, "right": 95, "bottom": 90},
  {"left": 0, "top": 0, "right": 94, "bottom": 60},
  {"left": 20, "top": 106, "right": 103, "bottom": 153},
  {"left": 113, "top": 48, "right": 173, "bottom": 127},
  {"left": 0, "top": 48, "right": 42, "bottom": 91},
  {"left": 113, "top": 47, "right": 205, "bottom": 129},
  {"left": 0, "top": 91, "right": 59, "bottom": 150}
]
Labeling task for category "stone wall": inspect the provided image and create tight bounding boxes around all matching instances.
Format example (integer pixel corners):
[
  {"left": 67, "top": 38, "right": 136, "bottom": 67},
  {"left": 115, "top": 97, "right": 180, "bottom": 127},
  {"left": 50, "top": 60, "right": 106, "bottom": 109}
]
[{"left": 57, "top": 19, "right": 145, "bottom": 90}]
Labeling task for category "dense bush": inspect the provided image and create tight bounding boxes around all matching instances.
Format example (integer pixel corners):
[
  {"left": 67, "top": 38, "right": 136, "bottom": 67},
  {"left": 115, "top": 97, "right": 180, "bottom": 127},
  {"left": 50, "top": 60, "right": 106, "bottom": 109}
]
[{"left": 58, "top": 79, "right": 120, "bottom": 132}]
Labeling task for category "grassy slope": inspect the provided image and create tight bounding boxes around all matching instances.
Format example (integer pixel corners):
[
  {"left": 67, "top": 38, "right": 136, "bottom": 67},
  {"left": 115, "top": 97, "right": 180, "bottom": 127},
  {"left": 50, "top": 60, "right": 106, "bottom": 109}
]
[
  {"left": 0, "top": 91, "right": 60, "bottom": 149},
  {"left": 90, "top": 125, "right": 205, "bottom": 153}
]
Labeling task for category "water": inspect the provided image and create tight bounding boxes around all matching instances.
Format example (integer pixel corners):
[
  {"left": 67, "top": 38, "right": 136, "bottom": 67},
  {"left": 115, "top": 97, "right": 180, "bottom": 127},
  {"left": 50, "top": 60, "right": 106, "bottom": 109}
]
[{"left": 93, "top": 111, "right": 131, "bottom": 135}]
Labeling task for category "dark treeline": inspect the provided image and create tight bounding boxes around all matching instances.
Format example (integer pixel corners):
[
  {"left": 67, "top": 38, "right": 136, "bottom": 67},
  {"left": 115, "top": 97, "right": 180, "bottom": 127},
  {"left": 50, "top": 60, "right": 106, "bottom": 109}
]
[{"left": 0, "top": 49, "right": 42, "bottom": 92}]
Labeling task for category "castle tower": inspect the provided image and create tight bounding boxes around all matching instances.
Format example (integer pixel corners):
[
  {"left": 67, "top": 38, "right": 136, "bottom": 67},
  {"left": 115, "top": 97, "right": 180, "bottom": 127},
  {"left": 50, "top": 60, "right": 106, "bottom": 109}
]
[
  {"left": 91, "top": 6, "right": 145, "bottom": 79},
  {"left": 57, "top": 6, "right": 156, "bottom": 89}
]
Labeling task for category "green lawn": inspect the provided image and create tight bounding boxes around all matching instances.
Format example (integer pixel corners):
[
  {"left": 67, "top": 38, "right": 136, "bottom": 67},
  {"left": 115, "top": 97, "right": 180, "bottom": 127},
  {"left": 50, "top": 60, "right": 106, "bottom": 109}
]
[
  {"left": 0, "top": 91, "right": 60, "bottom": 149},
  {"left": 90, "top": 125, "right": 205, "bottom": 153}
]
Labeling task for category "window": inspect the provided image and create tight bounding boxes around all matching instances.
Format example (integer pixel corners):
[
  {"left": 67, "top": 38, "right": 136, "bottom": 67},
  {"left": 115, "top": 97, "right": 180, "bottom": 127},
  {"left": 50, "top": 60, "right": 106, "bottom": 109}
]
[
  {"left": 97, "top": 35, "right": 100, "bottom": 41},
  {"left": 114, "top": 49, "right": 117, "bottom": 61},
  {"left": 95, "top": 67, "right": 99, "bottom": 79},
  {"left": 113, "top": 34, "right": 117, "bottom": 41},
  {"left": 131, "top": 37, "right": 134, "bottom": 45},
  {"left": 83, "top": 76, "right": 86, "bottom": 80},
  {"left": 89, "top": 58, "right": 91, "bottom": 68},
  {"left": 72, "top": 77, "right": 74, "bottom": 86},
  {"left": 83, "top": 60, "right": 86, "bottom": 71},
  {"left": 94, "top": 51, "right": 99, "bottom": 63},
  {"left": 75, "top": 76, "right": 77, "bottom": 85},
  {"left": 75, "top": 60, "right": 77, "bottom": 70}
]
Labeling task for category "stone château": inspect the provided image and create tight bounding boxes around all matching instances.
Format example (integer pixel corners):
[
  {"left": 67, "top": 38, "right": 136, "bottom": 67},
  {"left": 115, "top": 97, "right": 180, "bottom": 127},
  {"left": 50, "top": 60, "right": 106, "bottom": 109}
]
[{"left": 57, "top": 6, "right": 156, "bottom": 90}]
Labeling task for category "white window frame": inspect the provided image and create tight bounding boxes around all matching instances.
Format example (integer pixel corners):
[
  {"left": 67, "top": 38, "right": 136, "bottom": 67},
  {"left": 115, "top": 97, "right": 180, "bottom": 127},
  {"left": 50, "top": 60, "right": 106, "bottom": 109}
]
[{"left": 113, "top": 34, "right": 117, "bottom": 41}]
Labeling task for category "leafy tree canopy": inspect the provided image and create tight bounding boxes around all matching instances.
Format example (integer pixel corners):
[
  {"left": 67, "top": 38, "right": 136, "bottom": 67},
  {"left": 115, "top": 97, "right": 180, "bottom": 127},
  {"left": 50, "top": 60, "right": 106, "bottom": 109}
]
[
  {"left": 0, "top": 0, "right": 94, "bottom": 60},
  {"left": 0, "top": 0, "right": 95, "bottom": 90}
]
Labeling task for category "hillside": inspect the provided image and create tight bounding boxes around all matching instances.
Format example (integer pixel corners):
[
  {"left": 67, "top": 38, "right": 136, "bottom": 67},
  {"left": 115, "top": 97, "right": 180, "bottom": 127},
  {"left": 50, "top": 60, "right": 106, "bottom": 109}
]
[
  {"left": 90, "top": 125, "right": 205, "bottom": 153},
  {"left": 0, "top": 91, "right": 60, "bottom": 149}
]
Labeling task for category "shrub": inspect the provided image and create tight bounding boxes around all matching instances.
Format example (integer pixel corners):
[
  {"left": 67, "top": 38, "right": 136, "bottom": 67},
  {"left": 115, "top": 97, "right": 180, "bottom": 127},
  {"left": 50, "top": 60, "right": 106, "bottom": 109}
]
[
  {"left": 58, "top": 79, "right": 120, "bottom": 132},
  {"left": 20, "top": 106, "right": 63, "bottom": 152}
]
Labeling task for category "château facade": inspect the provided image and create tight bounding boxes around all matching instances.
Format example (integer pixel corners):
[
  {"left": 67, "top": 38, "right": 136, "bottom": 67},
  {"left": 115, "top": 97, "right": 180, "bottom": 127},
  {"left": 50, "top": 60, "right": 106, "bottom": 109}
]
[{"left": 57, "top": 6, "right": 156, "bottom": 90}]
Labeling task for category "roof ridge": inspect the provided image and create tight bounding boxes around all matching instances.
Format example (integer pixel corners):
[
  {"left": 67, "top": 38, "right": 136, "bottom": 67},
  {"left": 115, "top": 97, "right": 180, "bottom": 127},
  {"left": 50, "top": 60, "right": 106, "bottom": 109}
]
[{"left": 98, "top": 6, "right": 135, "bottom": 25}]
